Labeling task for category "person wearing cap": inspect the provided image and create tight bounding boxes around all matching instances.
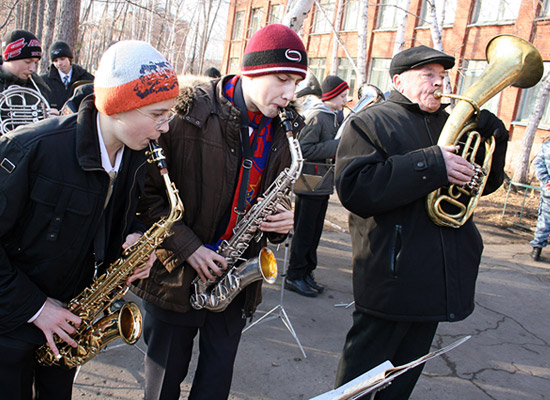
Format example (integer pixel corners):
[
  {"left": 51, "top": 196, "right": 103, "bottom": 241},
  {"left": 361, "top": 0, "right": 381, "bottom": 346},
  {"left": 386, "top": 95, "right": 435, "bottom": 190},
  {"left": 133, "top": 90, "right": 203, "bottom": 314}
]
[
  {"left": 0, "top": 29, "right": 58, "bottom": 125},
  {"left": 286, "top": 75, "right": 349, "bottom": 297},
  {"left": 0, "top": 40, "right": 179, "bottom": 399},
  {"left": 130, "top": 23, "right": 307, "bottom": 400},
  {"left": 41, "top": 40, "right": 94, "bottom": 110},
  {"left": 333, "top": 45, "right": 508, "bottom": 399}
]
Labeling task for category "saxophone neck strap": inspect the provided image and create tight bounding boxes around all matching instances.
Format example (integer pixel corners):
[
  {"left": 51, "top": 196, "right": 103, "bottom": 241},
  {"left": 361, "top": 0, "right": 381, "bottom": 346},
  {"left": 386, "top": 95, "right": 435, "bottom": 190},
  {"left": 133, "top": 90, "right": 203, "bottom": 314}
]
[{"left": 233, "top": 78, "right": 268, "bottom": 216}]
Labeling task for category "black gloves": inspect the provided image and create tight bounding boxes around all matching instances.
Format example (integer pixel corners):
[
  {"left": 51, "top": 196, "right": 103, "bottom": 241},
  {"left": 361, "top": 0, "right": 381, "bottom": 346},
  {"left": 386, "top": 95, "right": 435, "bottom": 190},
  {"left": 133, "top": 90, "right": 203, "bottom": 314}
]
[{"left": 477, "top": 109, "right": 509, "bottom": 143}]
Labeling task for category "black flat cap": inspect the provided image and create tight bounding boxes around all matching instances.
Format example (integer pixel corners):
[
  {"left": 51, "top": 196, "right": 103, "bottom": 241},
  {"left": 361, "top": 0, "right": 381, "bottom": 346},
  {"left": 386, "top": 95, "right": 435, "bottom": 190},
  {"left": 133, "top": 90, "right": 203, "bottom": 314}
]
[{"left": 389, "top": 45, "right": 455, "bottom": 76}]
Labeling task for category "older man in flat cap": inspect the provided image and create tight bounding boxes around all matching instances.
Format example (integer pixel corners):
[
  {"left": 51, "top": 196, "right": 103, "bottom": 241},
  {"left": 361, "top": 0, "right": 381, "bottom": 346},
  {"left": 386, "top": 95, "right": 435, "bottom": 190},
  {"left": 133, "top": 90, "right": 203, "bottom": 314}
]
[{"left": 333, "top": 45, "right": 509, "bottom": 399}]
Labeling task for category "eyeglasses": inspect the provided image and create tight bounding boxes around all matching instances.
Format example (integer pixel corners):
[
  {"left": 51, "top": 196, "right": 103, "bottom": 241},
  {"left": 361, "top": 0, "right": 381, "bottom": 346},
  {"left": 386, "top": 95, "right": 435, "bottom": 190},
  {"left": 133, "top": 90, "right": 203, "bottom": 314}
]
[{"left": 135, "top": 108, "right": 177, "bottom": 130}]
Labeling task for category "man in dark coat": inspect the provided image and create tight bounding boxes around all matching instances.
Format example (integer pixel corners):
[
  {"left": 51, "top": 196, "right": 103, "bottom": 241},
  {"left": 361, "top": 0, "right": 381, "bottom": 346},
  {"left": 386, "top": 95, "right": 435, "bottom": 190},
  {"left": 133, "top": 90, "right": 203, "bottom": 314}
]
[
  {"left": 334, "top": 45, "right": 509, "bottom": 399},
  {"left": 131, "top": 24, "right": 307, "bottom": 400},
  {"left": 286, "top": 75, "right": 349, "bottom": 297},
  {"left": 0, "top": 40, "right": 179, "bottom": 400},
  {"left": 41, "top": 40, "right": 94, "bottom": 110}
]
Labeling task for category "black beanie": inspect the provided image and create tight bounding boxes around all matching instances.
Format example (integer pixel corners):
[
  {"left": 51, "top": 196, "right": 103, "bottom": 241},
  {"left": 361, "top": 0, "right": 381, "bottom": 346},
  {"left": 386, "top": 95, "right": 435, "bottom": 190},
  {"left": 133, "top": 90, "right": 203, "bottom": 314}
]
[
  {"left": 50, "top": 41, "right": 73, "bottom": 61},
  {"left": 321, "top": 75, "right": 350, "bottom": 101},
  {"left": 2, "top": 30, "right": 42, "bottom": 62}
]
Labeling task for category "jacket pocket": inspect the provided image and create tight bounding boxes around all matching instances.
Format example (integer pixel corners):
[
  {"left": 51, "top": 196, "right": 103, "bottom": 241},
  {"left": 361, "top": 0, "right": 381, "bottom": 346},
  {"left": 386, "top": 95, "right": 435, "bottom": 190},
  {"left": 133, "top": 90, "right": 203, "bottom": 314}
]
[
  {"left": 390, "top": 224, "right": 402, "bottom": 278},
  {"left": 24, "top": 176, "right": 92, "bottom": 247}
]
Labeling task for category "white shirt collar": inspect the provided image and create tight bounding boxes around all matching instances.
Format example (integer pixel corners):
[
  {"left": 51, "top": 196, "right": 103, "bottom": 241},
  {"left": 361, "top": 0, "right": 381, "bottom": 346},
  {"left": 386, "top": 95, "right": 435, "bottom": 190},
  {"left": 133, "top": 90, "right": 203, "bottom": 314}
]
[
  {"left": 58, "top": 67, "right": 72, "bottom": 83},
  {"left": 96, "top": 114, "right": 124, "bottom": 173}
]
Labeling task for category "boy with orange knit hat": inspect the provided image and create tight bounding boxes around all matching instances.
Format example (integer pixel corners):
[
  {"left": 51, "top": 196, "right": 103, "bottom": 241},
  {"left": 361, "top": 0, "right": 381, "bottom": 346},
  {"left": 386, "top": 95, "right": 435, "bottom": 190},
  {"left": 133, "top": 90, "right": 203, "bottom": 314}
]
[{"left": 0, "top": 40, "right": 179, "bottom": 399}]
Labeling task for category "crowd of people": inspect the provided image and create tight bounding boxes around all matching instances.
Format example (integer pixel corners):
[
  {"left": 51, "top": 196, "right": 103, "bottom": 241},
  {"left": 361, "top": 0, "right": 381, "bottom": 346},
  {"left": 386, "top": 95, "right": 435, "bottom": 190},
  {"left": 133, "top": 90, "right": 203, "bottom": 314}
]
[{"left": 0, "top": 23, "right": 515, "bottom": 400}]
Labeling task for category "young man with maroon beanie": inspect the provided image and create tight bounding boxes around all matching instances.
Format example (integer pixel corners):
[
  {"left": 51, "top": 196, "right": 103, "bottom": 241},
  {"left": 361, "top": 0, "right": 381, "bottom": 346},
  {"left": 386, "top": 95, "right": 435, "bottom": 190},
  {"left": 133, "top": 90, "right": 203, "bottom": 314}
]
[
  {"left": 0, "top": 40, "right": 178, "bottom": 399},
  {"left": 287, "top": 75, "right": 349, "bottom": 297},
  {"left": 131, "top": 24, "right": 308, "bottom": 400}
]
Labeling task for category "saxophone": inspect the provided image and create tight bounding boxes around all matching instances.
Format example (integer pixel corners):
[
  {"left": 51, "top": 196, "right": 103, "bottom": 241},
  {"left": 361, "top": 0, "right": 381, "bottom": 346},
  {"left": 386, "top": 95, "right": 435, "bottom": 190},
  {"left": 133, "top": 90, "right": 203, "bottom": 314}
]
[
  {"left": 190, "top": 107, "right": 303, "bottom": 312},
  {"left": 36, "top": 141, "right": 184, "bottom": 368}
]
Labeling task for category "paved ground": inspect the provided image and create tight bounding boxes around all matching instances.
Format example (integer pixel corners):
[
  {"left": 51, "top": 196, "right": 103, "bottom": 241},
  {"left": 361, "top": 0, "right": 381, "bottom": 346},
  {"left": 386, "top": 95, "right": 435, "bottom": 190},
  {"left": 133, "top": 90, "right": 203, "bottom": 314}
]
[{"left": 72, "top": 195, "right": 550, "bottom": 399}]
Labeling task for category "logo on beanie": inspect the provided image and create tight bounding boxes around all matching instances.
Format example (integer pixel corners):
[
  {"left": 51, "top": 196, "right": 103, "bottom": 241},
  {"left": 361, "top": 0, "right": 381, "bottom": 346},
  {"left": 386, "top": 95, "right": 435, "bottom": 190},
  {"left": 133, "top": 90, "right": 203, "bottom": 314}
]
[
  {"left": 134, "top": 61, "right": 179, "bottom": 99},
  {"left": 285, "top": 49, "right": 302, "bottom": 63},
  {"left": 3, "top": 38, "right": 26, "bottom": 60}
]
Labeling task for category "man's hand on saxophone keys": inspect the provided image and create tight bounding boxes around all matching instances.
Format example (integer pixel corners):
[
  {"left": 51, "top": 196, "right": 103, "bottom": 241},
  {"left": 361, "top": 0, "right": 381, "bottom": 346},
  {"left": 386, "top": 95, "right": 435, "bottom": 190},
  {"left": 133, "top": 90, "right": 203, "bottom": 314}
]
[
  {"left": 260, "top": 203, "right": 294, "bottom": 234},
  {"left": 32, "top": 297, "right": 82, "bottom": 357},
  {"left": 124, "top": 232, "right": 157, "bottom": 285},
  {"left": 186, "top": 246, "right": 228, "bottom": 283}
]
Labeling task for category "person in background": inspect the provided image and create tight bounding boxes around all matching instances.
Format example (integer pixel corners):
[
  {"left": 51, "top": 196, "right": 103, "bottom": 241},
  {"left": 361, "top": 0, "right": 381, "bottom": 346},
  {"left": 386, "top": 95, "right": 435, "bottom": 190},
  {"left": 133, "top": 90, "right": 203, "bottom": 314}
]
[
  {"left": 131, "top": 23, "right": 307, "bottom": 400},
  {"left": 530, "top": 140, "right": 550, "bottom": 261},
  {"left": 286, "top": 75, "right": 349, "bottom": 297},
  {"left": 0, "top": 29, "right": 58, "bottom": 131},
  {"left": 334, "top": 45, "right": 508, "bottom": 399},
  {"left": 41, "top": 40, "right": 94, "bottom": 110},
  {"left": 0, "top": 40, "right": 179, "bottom": 400}
]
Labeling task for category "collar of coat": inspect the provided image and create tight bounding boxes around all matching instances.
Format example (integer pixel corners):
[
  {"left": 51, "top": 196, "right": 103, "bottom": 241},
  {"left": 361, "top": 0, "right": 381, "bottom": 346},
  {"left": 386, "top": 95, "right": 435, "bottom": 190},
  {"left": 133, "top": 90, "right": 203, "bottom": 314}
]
[{"left": 388, "top": 89, "right": 450, "bottom": 115}]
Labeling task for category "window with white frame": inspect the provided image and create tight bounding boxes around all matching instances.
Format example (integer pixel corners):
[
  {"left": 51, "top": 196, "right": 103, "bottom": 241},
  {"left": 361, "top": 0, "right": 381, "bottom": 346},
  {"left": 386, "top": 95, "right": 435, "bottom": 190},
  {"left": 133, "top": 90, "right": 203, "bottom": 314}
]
[
  {"left": 312, "top": 0, "right": 336, "bottom": 33},
  {"left": 541, "top": 0, "right": 550, "bottom": 17},
  {"left": 337, "top": 57, "right": 357, "bottom": 95},
  {"left": 309, "top": 58, "right": 327, "bottom": 82},
  {"left": 232, "top": 11, "right": 245, "bottom": 40},
  {"left": 228, "top": 58, "right": 240, "bottom": 74},
  {"left": 269, "top": 4, "right": 285, "bottom": 24},
  {"left": 459, "top": 60, "right": 500, "bottom": 114},
  {"left": 342, "top": 0, "right": 360, "bottom": 31},
  {"left": 248, "top": 8, "right": 263, "bottom": 38},
  {"left": 419, "top": 0, "right": 457, "bottom": 27},
  {"left": 376, "top": 0, "right": 409, "bottom": 29},
  {"left": 369, "top": 58, "right": 392, "bottom": 95},
  {"left": 517, "top": 62, "right": 550, "bottom": 128},
  {"left": 472, "top": 0, "right": 521, "bottom": 24}
]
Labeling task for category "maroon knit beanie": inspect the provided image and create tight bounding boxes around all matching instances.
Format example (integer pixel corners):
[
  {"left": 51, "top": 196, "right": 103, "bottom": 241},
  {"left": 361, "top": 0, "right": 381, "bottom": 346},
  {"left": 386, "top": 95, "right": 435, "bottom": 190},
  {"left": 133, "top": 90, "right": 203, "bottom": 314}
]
[
  {"left": 2, "top": 30, "right": 42, "bottom": 62},
  {"left": 241, "top": 24, "right": 308, "bottom": 79},
  {"left": 321, "top": 75, "right": 349, "bottom": 101}
]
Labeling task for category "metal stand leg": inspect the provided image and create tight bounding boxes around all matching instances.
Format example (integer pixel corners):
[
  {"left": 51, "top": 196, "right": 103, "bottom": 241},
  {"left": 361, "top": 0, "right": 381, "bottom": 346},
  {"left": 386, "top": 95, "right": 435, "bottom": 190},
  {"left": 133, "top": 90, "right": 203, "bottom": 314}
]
[{"left": 243, "top": 234, "right": 307, "bottom": 358}]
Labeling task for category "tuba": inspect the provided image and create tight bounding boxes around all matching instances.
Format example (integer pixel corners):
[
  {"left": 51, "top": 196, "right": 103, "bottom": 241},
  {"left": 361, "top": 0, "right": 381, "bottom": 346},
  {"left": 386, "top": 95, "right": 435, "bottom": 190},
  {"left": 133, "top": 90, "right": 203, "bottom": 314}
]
[
  {"left": 36, "top": 141, "right": 184, "bottom": 368},
  {"left": 0, "top": 76, "right": 50, "bottom": 135},
  {"left": 189, "top": 107, "right": 303, "bottom": 312},
  {"left": 426, "top": 35, "right": 543, "bottom": 228}
]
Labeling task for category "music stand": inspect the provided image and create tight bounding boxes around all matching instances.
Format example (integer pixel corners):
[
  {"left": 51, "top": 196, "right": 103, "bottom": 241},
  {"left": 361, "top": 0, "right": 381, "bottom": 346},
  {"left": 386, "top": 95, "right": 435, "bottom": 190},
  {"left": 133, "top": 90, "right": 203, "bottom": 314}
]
[{"left": 242, "top": 233, "right": 307, "bottom": 358}]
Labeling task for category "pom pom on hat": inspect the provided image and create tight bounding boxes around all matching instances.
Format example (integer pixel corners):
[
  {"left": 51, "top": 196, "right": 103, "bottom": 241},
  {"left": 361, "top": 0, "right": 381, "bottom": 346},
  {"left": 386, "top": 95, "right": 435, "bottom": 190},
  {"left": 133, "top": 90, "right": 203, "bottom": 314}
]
[
  {"left": 389, "top": 45, "right": 455, "bottom": 77},
  {"left": 241, "top": 24, "right": 308, "bottom": 79},
  {"left": 2, "top": 30, "right": 42, "bottom": 62},
  {"left": 50, "top": 41, "right": 73, "bottom": 61},
  {"left": 321, "top": 75, "right": 349, "bottom": 101},
  {"left": 94, "top": 40, "right": 179, "bottom": 115}
]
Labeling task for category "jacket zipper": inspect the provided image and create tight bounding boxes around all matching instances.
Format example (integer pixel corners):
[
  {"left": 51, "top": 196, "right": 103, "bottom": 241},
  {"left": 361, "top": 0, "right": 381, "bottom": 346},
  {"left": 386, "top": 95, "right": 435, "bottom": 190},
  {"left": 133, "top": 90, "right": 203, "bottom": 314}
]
[{"left": 390, "top": 224, "right": 402, "bottom": 278}]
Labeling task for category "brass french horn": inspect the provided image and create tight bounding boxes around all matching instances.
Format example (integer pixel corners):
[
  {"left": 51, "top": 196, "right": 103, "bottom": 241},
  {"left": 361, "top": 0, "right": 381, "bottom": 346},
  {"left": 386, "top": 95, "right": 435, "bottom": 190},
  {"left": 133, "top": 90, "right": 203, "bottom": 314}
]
[{"left": 426, "top": 34, "right": 543, "bottom": 228}]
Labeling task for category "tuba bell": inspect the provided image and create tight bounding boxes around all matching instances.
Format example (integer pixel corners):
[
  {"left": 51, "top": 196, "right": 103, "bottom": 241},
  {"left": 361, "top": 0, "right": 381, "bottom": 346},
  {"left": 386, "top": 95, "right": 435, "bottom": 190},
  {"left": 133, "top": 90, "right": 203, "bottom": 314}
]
[
  {"left": 0, "top": 76, "right": 51, "bottom": 135},
  {"left": 425, "top": 34, "right": 543, "bottom": 228}
]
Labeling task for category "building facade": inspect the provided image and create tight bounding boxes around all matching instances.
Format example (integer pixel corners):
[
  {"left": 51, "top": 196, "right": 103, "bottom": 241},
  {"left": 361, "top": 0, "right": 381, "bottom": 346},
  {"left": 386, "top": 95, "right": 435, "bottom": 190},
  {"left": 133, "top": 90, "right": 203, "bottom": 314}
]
[{"left": 221, "top": 0, "right": 550, "bottom": 147}]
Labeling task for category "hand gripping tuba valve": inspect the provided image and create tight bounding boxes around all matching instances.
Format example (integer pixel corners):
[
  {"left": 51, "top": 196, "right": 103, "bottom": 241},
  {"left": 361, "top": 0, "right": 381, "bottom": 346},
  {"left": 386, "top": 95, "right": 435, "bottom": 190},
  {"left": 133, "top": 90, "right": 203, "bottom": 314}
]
[
  {"left": 426, "top": 34, "right": 543, "bottom": 228},
  {"left": 35, "top": 141, "right": 183, "bottom": 368},
  {"left": 190, "top": 107, "right": 304, "bottom": 312}
]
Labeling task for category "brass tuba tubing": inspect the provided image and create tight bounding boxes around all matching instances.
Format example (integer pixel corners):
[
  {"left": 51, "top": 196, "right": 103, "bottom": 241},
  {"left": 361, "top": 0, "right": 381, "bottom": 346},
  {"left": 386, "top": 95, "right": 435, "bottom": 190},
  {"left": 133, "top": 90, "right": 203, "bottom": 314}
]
[{"left": 426, "top": 34, "right": 543, "bottom": 228}]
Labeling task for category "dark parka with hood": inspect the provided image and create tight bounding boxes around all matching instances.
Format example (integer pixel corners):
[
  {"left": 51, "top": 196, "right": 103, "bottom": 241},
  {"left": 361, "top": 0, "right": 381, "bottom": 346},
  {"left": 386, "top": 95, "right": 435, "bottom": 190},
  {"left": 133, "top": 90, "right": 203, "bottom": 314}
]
[
  {"left": 335, "top": 90, "right": 508, "bottom": 323},
  {"left": 0, "top": 95, "right": 147, "bottom": 344},
  {"left": 131, "top": 75, "right": 305, "bottom": 318}
]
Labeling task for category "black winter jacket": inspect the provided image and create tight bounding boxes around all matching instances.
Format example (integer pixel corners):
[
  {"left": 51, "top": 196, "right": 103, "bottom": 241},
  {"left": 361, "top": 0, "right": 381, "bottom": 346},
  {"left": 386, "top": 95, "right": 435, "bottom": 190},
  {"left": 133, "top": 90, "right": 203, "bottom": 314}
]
[
  {"left": 0, "top": 96, "right": 146, "bottom": 343},
  {"left": 335, "top": 90, "right": 507, "bottom": 322},
  {"left": 0, "top": 68, "right": 52, "bottom": 111},
  {"left": 41, "top": 64, "right": 94, "bottom": 109},
  {"left": 131, "top": 75, "right": 305, "bottom": 317}
]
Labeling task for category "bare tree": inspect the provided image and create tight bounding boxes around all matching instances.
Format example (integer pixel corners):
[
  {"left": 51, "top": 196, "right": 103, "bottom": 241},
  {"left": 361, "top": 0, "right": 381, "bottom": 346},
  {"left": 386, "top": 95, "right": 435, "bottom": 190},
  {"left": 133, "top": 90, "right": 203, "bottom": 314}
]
[
  {"left": 330, "top": 0, "right": 343, "bottom": 75},
  {"left": 426, "top": 0, "right": 452, "bottom": 96},
  {"left": 392, "top": 0, "right": 410, "bottom": 55},
  {"left": 38, "top": 0, "right": 58, "bottom": 74},
  {"left": 54, "top": 0, "right": 81, "bottom": 51},
  {"left": 283, "top": 0, "right": 314, "bottom": 34},
  {"left": 512, "top": 72, "right": 550, "bottom": 183},
  {"left": 356, "top": 0, "right": 368, "bottom": 88}
]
